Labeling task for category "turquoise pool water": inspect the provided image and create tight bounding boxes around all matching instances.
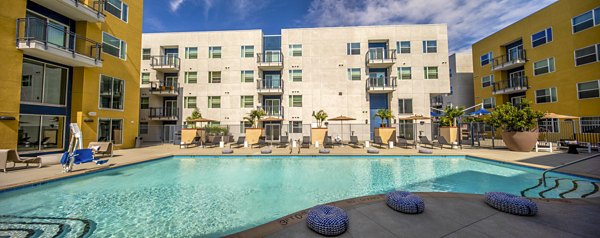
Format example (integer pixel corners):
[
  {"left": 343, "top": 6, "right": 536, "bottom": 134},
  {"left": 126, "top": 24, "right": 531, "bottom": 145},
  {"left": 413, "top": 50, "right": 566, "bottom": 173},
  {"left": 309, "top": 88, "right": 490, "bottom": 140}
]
[{"left": 0, "top": 155, "right": 597, "bottom": 237}]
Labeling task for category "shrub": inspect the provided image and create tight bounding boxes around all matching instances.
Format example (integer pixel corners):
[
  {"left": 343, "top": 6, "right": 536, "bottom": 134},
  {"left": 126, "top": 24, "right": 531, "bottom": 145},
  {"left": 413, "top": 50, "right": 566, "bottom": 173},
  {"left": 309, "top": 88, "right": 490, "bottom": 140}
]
[{"left": 486, "top": 100, "right": 543, "bottom": 132}]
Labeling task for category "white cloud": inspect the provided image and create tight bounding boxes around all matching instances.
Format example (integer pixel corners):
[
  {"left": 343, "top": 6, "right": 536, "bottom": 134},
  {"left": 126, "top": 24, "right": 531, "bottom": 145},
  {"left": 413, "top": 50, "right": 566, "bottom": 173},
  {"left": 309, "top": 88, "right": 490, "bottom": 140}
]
[
  {"left": 169, "top": 0, "right": 185, "bottom": 12},
  {"left": 305, "top": 0, "right": 557, "bottom": 52},
  {"left": 169, "top": 0, "right": 214, "bottom": 14}
]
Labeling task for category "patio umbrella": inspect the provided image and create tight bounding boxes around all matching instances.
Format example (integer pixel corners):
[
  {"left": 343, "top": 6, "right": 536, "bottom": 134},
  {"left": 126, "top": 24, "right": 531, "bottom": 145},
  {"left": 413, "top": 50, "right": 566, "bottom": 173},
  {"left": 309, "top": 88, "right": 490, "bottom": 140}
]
[
  {"left": 542, "top": 113, "right": 580, "bottom": 140},
  {"left": 329, "top": 115, "right": 356, "bottom": 145},
  {"left": 430, "top": 111, "right": 443, "bottom": 117},
  {"left": 469, "top": 108, "right": 491, "bottom": 116},
  {"left": 401, "top": 115, "right": 431, "bottom": 146}
]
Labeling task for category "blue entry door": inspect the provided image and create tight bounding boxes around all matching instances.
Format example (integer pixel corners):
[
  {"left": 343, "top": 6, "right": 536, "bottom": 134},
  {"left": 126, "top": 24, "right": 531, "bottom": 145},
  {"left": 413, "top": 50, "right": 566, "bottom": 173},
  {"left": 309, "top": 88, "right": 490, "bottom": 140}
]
[{"left": 369, "top": 94, "right": 389, "bottom": 139}]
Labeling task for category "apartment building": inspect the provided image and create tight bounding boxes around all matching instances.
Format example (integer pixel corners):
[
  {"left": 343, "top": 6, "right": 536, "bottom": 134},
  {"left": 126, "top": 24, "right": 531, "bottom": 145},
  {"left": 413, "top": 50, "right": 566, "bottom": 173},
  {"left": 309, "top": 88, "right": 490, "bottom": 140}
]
[
  {"left": 140, "top": 24, "right": 449, "bottom": 142},
  {"left": 472, "top": 0, "right": 600, "bottom": 133},
  {"left": 0, "top": 0, "right": 143, "bottom": 154},
  {"left": 435, "top": 53, "right": 474, "bottom": 109}
]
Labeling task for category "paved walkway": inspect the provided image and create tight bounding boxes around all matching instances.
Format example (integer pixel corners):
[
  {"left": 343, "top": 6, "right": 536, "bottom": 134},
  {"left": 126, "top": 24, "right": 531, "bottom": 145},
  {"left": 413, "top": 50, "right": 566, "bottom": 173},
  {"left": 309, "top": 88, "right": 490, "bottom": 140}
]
[{"left": 229, "top": 193, "right": 600, "bottom": 238}]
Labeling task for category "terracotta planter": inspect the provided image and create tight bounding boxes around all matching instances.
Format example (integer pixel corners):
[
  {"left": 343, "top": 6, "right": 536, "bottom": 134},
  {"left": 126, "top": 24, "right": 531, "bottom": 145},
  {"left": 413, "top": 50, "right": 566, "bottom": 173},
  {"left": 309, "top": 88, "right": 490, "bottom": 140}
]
[
  {"left": 502, "top": 131, "right": 539, "bottom": 152},
  {"left": 439, "top": 127, "right": 458, "bottom": 143}
]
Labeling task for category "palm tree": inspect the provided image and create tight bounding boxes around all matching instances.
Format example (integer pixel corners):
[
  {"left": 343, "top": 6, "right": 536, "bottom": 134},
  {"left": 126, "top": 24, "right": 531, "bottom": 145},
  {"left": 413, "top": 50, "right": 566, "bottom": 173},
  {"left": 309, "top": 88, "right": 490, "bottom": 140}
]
[
  {"left": 312, "top": 110, "right": 328, "bottom": 127},
  {"left": 185, "top": 108, "right": 202, "bottom": 128},
  {"left": 244, "top": 109, "right": 266, "bottom": 128},
  {"left": 440, "top": 106, "right": 464, "bottom": 127},
  {"left": 374, "top": 109, "right": 394, "bottom": 127}
]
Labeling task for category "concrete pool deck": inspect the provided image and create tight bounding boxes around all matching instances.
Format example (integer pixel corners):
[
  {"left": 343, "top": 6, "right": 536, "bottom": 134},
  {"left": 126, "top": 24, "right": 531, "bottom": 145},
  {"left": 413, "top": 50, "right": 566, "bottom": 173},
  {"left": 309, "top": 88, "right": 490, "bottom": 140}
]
[{"left": 228, "top": 193, "right": 600, "bottom": 238}]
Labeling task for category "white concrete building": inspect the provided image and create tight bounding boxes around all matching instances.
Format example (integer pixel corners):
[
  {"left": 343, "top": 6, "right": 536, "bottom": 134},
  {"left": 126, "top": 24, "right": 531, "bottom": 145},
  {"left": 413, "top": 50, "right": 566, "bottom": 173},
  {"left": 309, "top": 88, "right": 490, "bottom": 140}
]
[
  {"left": 139, "top": 25, "right": 450, "bottom": 143},
  {"left": 439, "top": 53, "right": 474, "bottom": 109}
]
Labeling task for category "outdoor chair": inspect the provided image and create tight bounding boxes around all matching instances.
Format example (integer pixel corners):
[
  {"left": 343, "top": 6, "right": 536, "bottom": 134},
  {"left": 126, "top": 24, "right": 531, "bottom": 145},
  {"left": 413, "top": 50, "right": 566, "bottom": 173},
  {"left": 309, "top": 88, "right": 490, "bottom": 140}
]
[
  {"left": 301, "top": 136, "right": 311, "bottom": 148},
  {"left": 230, "top": 136, "right": 245, "bottom": 149},
  {"left": 372, "top": 136, "right": 387, "bottom": 149},
  {"left": 349, "top": 136, "right": 363, "bottom": 148},
  {"left": 88, "top": 142, "right": 114, "bottom": 157},
  {"left": 251, "top": 137, "right": 268, "bottom": 148},
  {"left": 208, "top": 136, "right": 222, "bottom": 148},
  {"left": 535, "top": 141, "right": 553, "bottom": 152},
  {"left": 324, "top": 136, "right": 334, "bottom": 148},
  {"left": 397, "top": 137, "right": 413, "bottom": 148},
  {"left": 278, "top": 136, "right": 289, "bottom": 148},
  {"left": 438, "top": 136, "right": 461, "bottom": 149},
  {"left": 418, "top": 136, "right": 437, "bottom": 149},
  {"left": 0, "top": 149, "right": 42, "bottom": 172}
]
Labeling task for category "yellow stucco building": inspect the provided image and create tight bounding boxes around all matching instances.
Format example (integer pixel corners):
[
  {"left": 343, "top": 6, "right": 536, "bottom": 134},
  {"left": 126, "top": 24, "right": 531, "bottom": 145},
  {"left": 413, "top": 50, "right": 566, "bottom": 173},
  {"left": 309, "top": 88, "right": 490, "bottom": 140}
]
[
  {"left": 0, "top": 0, "right": 142, "bottom": 154},
  {"left": 472, "top": 0, "right": 600, "bottom": 137}
]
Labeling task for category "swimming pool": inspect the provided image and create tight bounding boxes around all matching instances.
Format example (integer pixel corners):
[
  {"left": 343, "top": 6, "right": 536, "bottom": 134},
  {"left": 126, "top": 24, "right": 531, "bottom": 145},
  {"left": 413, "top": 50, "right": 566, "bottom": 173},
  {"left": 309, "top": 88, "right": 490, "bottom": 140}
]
[{"left": 0, "top": 155, "right": 597, "bottom": 237}]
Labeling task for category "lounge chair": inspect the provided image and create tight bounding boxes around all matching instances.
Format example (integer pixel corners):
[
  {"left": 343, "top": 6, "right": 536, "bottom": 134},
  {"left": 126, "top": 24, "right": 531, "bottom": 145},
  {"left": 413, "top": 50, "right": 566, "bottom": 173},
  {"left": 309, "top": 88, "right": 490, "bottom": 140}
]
[
  {"left": 208, "top": 136, "right": 222, "bottom": 148},
  {"left": 230, "top": 136, "right": 246, "bottom": 148},
  {"left": 88, "top": 142, "right": 114, "bottom": 157},
  {"left": 419, "top": 136, "right": 437, "bottom": 149},
  {"left": 278, "top": 136, "right": 289, "bottom": 148},
  {"left": 251, "top": 137, "right": 268, "bottom": 148},
  {"left": 397, "top": 137, "right": 413, "bottom": 148},
  {"left": 324, "top": 136, "right": 334, "bottom": 148},
  {"left": 372, "top": 136, "right": 387, "bottom": 149},
  {"left": 349, "top": 136, "right": 363, "bottom": 148},
  {"left": 0, "top": 149, "right": 42, "bottom": 172},
  {"left": 301, "top": 136, "right": 311, "bottom": 148},
  {"left": 438, "top": 136, "right": 461, "bottom": 149}
]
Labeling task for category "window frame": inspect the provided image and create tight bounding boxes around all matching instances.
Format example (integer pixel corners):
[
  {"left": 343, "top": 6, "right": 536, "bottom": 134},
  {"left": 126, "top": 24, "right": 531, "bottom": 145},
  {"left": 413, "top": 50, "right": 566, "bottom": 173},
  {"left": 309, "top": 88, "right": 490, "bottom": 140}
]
[
  {"left": 141, "top": 72, "right": 150, "bottom": 84},
  {"left": 346, "top": 42, "right": 360, "bottom": 55},
  {"left": 398, "top": 41, "right": 411, "bottom": 54},
  {"left": 20, "top": 58, "right": 69, "bottom": 107},
  {"left": 480, "top": 52, "right": 492, "bottom": 66},
  {"left": 184, "top": 96, "right": 197, "bottom": 109},
  {"left": 240, "top": 95, "right": 254, "bottom": 108},
  {"left": 140, "top": 97, "right": 149, "bottom": 109},
  {"left": 209, "top": 46, "right": 222, "bottom": 58},
  {"left": 139, "top": 122, "right": 148, "bottom": 134},
  {"left": 289, "top": 121, "right": 303, "bottom": 133},
  {"left": 208, "top": 71, "right": 221, "bottom": 83},
  {"left": 577, "top": 80, "right": 600, "bottom": 100},
  {"left": 422, "top": 40, "right": 437, "bottom": 53},
  {"left": 572, "top": 7, "right": 599, "bottom": 33},
  {"left": 97, "top": 118, "right": 123, "bottom": 144},
  {"left": 208, "top": 96, "right": 221, "bottom": 108},
  {"left": 289, "top": 95, "right": 302, "bottom": 107},
  {"left": 535, "top": 87, "right": 558, "bottom": 104},
  {"left": 184, "top": 47, "right": 198, "bottom": 59},
  {"left": 289, "top": 44, "right": 302, "bottom": 57},
  {"left": 538, "top": 118, "right": 560, "bottom": 133},
  {"left": 580, "top": 116, "right": 600, "bottom": 133},
  {"left": 398, "top": 99, "right": 413, "bottom": 114},
  {"left": 241, "top": 45, "right": 254, "bottom": 58},
  {"left": 241, "top": 70, "right": 254, "bottom": 83},
  {"left": 142, "top": 48, "right": 151, "bottom": 60},
  {"left": 104, "top": 0, "right": 128, "bottom": 22},
  {"left": 289, "top": 69, "right": 302, "bottom": 82},
  {"left": 184, "top": 71, "right": 197, "bottom": 84},
  {"left": 102, "top": 32, "right": 126, "bottom": 60},
  {"left": 531, "top": 27, "right": 553, "bottom": 48},
  {"left": 574, "top": 44, "right": 599, "bottom": 66},
  {"left": 347, "top": 68, "right": 361, "bottom": 81},
  {"left": 483, "top": 97, "right": 496, "bottom": 109},
  {"left": 98, "top": 74, "right": 124, "bottom": 110},
  {"left": 424, "top": 66, "right": 439, "bottom": 79},
  {"left": 533, "top": 57, "right": 555, "bottom": 76},
  {"left": 398, "top": 67, "right": 411, "bottom": 80},
  {"left": 482, "top": 75, "right": 494, "bottom": 88}
]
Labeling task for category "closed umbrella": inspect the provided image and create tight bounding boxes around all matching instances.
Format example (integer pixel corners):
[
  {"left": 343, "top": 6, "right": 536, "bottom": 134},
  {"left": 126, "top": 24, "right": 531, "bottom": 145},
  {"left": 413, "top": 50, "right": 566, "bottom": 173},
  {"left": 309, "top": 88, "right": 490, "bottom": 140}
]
[
  {"left": 402, "top": 115, "right": 431, "bottom": 146},
  {"left": 329, "top": 115, "right": 356, "bottom": 145}
]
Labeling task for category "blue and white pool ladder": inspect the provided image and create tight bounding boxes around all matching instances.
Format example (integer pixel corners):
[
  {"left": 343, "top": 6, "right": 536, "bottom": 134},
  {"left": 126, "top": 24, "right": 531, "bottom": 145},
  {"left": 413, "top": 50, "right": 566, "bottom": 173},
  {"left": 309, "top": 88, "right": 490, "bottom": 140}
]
[{"left": 60, "top": 123, "right": 108, "bottom": 173}]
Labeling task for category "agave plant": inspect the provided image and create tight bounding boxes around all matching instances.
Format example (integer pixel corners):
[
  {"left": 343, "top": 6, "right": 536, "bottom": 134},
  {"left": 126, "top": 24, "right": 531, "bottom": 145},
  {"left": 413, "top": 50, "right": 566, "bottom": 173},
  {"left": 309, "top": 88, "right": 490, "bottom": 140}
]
[
  {"left": 374, "top": 109, "right": 394, "bottom": 127},
  {"left": 244, "top": 109, "right": 266, "bottom": 128},
  {"left": 312, "top": 110, "right": 328, "bottom": 128}
]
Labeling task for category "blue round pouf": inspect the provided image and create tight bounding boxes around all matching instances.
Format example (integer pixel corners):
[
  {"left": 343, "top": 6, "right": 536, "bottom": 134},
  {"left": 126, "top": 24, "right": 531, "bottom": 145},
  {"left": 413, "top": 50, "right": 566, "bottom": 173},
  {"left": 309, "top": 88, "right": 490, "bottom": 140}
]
[
  {"left": 485, "top": 192, "right": 537, "bottom": 216},
  {"left": 386, "top": 191, "right": 425, "bottom": 214},
  {"left": 306, "top": 205, "right": 349, "bottom": 236}
]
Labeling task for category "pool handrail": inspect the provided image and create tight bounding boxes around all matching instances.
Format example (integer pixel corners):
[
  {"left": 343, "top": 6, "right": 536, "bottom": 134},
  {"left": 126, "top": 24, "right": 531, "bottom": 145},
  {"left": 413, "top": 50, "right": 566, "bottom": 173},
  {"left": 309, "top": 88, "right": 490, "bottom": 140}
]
[{"left": 542, "top": 153, "right": 600, "bottom": 187}]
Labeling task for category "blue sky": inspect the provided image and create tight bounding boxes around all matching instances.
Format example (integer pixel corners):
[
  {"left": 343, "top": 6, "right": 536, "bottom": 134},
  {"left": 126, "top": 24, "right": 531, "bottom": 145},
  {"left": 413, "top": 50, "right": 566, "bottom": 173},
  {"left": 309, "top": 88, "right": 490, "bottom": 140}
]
[{"left": 144, "top": 0, "right": 557, "bottom": 53}]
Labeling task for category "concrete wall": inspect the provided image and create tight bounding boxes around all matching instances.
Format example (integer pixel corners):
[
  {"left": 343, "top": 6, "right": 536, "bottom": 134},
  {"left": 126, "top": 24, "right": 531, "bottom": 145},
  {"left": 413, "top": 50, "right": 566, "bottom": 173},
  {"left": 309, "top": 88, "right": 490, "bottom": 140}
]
[{"left": 443, "top": 53, "right": 474, "bottom": 109}]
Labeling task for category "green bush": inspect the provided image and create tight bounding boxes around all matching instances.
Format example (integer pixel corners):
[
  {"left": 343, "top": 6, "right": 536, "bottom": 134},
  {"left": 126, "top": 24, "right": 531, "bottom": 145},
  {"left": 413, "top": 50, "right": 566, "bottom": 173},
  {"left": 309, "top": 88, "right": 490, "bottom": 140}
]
[
  {"left": 486, "top": 100, "right": 543, "bottom": 132},
  {"left": 204, "top": 125, "right": 229, "bottom": 135}
]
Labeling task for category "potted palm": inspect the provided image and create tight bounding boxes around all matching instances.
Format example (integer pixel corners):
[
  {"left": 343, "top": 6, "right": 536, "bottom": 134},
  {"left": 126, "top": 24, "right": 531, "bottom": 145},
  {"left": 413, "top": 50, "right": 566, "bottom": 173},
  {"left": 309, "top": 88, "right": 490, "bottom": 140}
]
[
  {"left": 439, "top": 106, "right": 464, "bottom": 143},
  {"left": 183, "top": 108, "right": 204, "bottom": 145},
  {"left": 486, "top": 100, "right": 543, "bottom": 152},
  {"left": 185, "top": 108, "right": 202, "bottom": 128},
  {"left": 373, "top": 109, "right": 396, "bottom": 143},
  {"left": 244, "top": 109, "right": 266, "bottom": 145},
  {"left": 311, "top": 110, "right": 329, "bottom": 145}
]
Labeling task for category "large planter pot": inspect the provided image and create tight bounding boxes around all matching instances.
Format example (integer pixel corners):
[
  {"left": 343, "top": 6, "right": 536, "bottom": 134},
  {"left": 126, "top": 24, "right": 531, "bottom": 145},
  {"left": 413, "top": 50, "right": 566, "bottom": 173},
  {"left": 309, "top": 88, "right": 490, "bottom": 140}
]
[
  {"left": 374, "top": 127, "right": 396, "bottom": 143},
  {"left": 439, "top": 127, "right": 458, "bottom": 143},
  {"left": 502, "top": 131, "right": 539, "bottom": 152},
  {"left": 311, "top": 128, "right": 328, "bottom": 145},
  {"left": 245, "top": 128, "right": 263, "bottom": 145}
]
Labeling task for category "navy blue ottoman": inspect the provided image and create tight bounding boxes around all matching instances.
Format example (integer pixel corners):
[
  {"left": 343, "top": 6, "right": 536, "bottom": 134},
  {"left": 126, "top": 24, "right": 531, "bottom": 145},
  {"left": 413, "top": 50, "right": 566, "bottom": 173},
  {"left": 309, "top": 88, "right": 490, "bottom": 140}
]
[
  {"left": 485, "top": 192, "right": 537, "bottom": 216},
  {"left": 386, "top": 191, "right": 425, "bottom": 214},
  {"left": 306, "top": 205, "right": 349, "bottom": 236}
]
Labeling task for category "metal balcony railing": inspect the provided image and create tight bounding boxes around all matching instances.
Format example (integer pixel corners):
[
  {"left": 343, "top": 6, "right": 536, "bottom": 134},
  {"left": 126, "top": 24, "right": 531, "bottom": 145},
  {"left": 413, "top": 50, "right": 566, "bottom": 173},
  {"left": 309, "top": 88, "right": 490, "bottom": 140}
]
[
  {"left": 16, "top": 17, "right": 102, "bottom": 62},
  {"left": 149, "top": 107, "right": 179, "bottom": 120},
  {"left": 258, "top": 106, "right": 284, "bottom": 118},
  {"left": 366, "top": 76, "right": 397, "bottom": 91},
  {"left": 150, "top": 81, "right": 179, "bottom": 95},
  {"left": 365, "top": 48, "right": 396, "bottom": 64},
  {"left": 257, "top": 79, "right": 283, "bottom": 90},
  {"left": 492, "top": 77, "right": 529, "bottom": 94},
  {"left": 256, "top": 52, "right": 283, "bottom": 65},
  {"left": 72, "top": 0, "right": 106, "bottom": 18},
  {"left": 491, "top": 49, "right": 526, "bottom": 70},
  {"left": 150, "top": 55, "right": 180, "bottom": 70}
]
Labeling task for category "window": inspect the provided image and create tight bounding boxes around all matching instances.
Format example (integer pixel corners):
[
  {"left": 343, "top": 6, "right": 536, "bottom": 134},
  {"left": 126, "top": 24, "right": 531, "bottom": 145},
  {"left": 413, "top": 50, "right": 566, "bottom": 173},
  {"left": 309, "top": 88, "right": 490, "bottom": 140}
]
[
  {"left": 209, "top": 46, "right": 221, "bottom": 58},
  {"left": 422, "top": 40, "right": 437, "bottom": 53},
  {"left": 581, "top": 116, "right": 600, "bottom": 133},
  {"left": 208, "top": 96, "right": 221, "bottom": 108},
  {"left": 398, "top": 67, "right": 411, "bottom": 80},
  {"left": 141, "top": 72, "right": 150, "bottom": 84},
  {"left": 289, "top": 95, "right": 302, "bottom": 107},
  {"left": 240, "top": 96, "right": 254, "bottom": 108},
  {"left": 482, "top": 75, "right": 494, "bottom": 88},
  {"left": 289, "top": 70, "right": 302, "bottom": 82},
  {"left": 241, "top": 45, "right": 254, "bottom": 58},
  {"left": 241, "top": 70, "right": 254, "bottom": 83},
  {"left": 99, "top": 75, "right": 124, "bottom": 110},
  {"left": 289, "top": 44, "right": 302, "bottom": 56},
  {"left": 575, "top": 44, "right": 599, "bottom": 66},
  {"left": 98, "top": 118, "right": 123, "bottom": 144},
  {"left": 424, "top": 66, "right": 439, "bottom": 79},
  {"left": 105, "top": 0, "right": 128, "bottom": 22},
  {"left": 572, "top": 7, "right": 599, "bottom": 33},
  {"left": 185, "top": 72, "right": 197, "bottom": 84},
  {"left": 209, "top": 71, "right": 221, "bottom": 83},
  {"left": 21, "top": 59, "right": 68, "bottom": 106},
  {"left": 480, "top": 52, "right": 492, "bottom": 66},
  {"left": 347, "top": 42, "right": 360, "bottom": 55},
  {"left": 483, "top": 97, "right": 495, "bottom": 109},
  {"left": 538, "top": 118, "right": 559, "bottom": 133},
  {"left": 240, "top": 121, "right": 253, "bottom": 133},
  {"left": 535, "top": 88, "right": 557, "bottom": 103},
  {"left": 17, "top": 115, "right": 65, "bottom": 152},
  {"left": 289, "top": 121, "right": 303, "bottom": 133},
  {"left": 139, "top": 97, "right": 149, "bottom": 110},
  {"left": 102, "top": 32, "right": 126, "bottom": 60},
  {"left": 531, "top": 28, "right": 553, "bottom": 48},
  {"left": 185, "top": 47, "right": 198, "bottom": 59},
  {"left": 347, "top": 68, "right": 361, "bottom": 80},
  {"left": 398, "top": 99, "right": 413, "bottom": 114},
  {"left": 142, "top": 48, "right": 151, "bottom": 60},
  {"left": 578, "top": 80, "right": 600, "bottom": 99},
  {"left": 398, "top": 41, "right": 410, "bottom": 54},
  {"left": 139, "top": 122, "right": 148, "bottom": 134},
  {"left": 533, "top": 58, "right": 555, "bottom": 76},
  {"left": 184, "top": 96, "right": 196, "bottom": 108}
]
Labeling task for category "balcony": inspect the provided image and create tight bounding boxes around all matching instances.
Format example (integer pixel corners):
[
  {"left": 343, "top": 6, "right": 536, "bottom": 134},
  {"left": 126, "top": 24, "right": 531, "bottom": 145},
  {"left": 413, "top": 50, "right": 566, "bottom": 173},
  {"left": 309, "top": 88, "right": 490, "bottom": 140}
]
[
  {"left": 366, "top": 76, "right": 396, "bottom": 93},
  {"left": 257, "top": 79, "right": 283, "bottom": 95},
  {"left": 492, "top": 77, "right": 529, "bottom": 95},
  {"left": 150, "top": 55, "right": 180, "bottom": 72},
  {"left": 491, "top": 49, "right": 527, "bottom": 71},
  {"left": 431, "top": 97, "right": 444, "bottom": 107},
  {"left": 365, "top": 48, "right": 396, "bottom": 67},
  {"left": 150, "top": 81, "right": 179, "bottom": 96},
  {"left": 30, "top": 0, "right": 105, "bottom": 22},
  {"left": 148, "top": 107, "right": 179, "bottom": 121},
  {"left": 16, "top": 18, "right": 102, "bottom": 67},
  {"left": 257, "top": 106, "right": 284, "bottom": 119},
  {"left": 256, "top": 52, "right": 283, "bottom": 70}
]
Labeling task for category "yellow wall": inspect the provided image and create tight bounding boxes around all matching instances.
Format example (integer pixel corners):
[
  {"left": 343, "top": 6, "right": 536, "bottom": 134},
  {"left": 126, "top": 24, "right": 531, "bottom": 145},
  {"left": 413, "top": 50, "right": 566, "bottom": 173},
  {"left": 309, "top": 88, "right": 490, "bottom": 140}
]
[{"left": 472, "top": 0, "right": 600, "bottom": 118}]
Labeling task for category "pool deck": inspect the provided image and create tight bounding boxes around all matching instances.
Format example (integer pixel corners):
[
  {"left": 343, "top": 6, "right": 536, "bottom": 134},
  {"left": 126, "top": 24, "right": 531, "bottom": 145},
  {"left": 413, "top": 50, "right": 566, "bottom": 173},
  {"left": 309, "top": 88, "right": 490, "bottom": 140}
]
[
  {"left": 228, "top": 193, "right": 600, "bottom": 238},
  {"left": 1, "top": 144, "right": 599, "bottom": 190}
]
